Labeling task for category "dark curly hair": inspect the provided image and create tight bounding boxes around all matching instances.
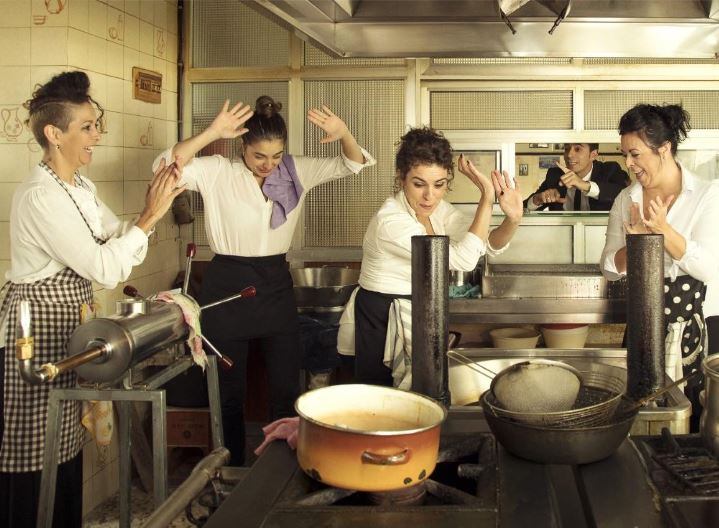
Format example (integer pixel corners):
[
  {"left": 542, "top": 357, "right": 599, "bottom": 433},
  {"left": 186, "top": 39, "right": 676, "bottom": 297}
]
[
  {"left": 23, "top": 71, "right": 104, "bottom": 150},
  {"left": 618, "top": 103, "right": 690, "bottom": 155},
  {"left": 241, "top": 95, "right": 287, "bottom": 147},
  {"left": 393, "top": 127, "right": 454, "bottom": 193}
]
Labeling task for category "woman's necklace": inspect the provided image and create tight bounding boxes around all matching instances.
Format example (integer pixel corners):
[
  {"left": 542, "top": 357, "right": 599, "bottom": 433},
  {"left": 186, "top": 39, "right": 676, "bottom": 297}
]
[{"left": 40, "top": 161, "right": 107, "bottom": 245}]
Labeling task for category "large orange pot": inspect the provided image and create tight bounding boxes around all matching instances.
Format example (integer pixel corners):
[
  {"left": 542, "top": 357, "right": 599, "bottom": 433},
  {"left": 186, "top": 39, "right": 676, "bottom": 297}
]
[{"left": 295, "top": 384, "right": 447, "bottom": 491}]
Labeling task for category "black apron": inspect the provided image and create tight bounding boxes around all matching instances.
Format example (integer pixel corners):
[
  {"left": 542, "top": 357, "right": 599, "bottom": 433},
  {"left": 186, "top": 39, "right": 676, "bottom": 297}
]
[{"left": 199, "top": 253, "right": 299, "bottom": 341}]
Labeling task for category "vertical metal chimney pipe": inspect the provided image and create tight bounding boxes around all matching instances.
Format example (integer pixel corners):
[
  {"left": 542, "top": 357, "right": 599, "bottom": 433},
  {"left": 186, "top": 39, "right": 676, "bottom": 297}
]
[
  {"left": 626, "top": 233, "right": 666, "bottom": 400},
  {"left": 411, "top": 235, "right": 450, "bottom": 406}
]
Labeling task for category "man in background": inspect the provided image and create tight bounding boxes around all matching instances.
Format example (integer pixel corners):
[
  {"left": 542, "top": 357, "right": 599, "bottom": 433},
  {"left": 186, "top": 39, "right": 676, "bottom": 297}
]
[{"left": 524, "top": 143, "right": 629, "bottom": 211}]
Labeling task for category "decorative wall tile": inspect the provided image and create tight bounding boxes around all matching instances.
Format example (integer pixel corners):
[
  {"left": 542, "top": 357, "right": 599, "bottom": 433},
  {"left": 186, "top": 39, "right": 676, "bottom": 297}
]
[
  {"left": 106, "top": 40, "right": 124, "bottom": 78},
  {"left": 105, "top": 75, "right": 124, "bottom": 111},
  {"left": 123, "top": 112, "right": 138, "bottom": 148},
  {"left": 122, "top": 45, "right": 138, "bottom": 81},
  {"left": 166, "top": 1, "right": 177, "bottom": 35},
  {"left": 123, "top": 13, "right": 139, "bottom": 50},
  {"left": 0, "top": 143, "right": 31, "bottom": 182},
  {"left": 107, "top": 7, "right": 124, "bottom": 44},
  {"left": 0, "top": 105, "right": 30, "bottom": 144},
  {"left": 31, "top": 0, "right": 69, "bottom": 27},
  {"left": 0, "top": 1, "right": 31, "bottom": 28},
  {"left": 0, "top": 66, "right": 31, "bottom": 104},
  {"left": 139, "top": 19, "right": 152, "bottom": 55},
  {"left": 68, "top": 0, "right": 89, "bottom": 31},
  {"left": 67, "top": 27, "right": 89, "bottom": 69},
  {"left": 31, "top": 26, "right": 68, "bottom": 65},
  {"left": 88, "top": 34, "right": 107, "bottom": 74},
  {"left": 139, "top": 0, "right": 153, "bottom": 23},
  {"left": 103, "top": 110, "right": 123, "bottom": 147},
  {"left": 88, "top": 0, "right": 107, "bottom": 39},
  {"left": 0, "top": 28, "right": 31, "bottom": 66},
  {"left": 153, "top": 0, "right": 167, "bottom": 30},
  {"left": 153, "top": 27, "right": 166, "bottom": 58},
  {"left": 124, "top": 0, "right": 140, "bottom": 18}
]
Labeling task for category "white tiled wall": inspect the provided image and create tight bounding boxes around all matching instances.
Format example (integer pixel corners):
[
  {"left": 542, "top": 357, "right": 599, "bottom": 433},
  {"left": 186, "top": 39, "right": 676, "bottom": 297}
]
[{"left": 0, "top": 0, "right": 180, "bottom": 516}]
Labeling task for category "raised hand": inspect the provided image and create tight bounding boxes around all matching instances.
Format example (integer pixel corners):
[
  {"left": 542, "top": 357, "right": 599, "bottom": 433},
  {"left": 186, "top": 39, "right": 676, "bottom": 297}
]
[
  {"left": 458, "top": 154, "right": 494, "bottom": 202},
  {"left": 307, "top": 106, "right": 349, "bottom": 144},
  {"left": 643, "top": 195, "right": 674, "bottom": 234},
  {"left": 494, "top": 170, "right": 523, "bottom": 222},
  {"left": 137, "top": 157, "right": 186, "bottom": 233},
  {"left": 623, "top": 202, "right": 651, "bottom": 234},
  {"left": 556, "top": 161, "right": 591, "bottom": 192},
  {"left": 209, "top": 100, "right": 253, "bottom": 140}
]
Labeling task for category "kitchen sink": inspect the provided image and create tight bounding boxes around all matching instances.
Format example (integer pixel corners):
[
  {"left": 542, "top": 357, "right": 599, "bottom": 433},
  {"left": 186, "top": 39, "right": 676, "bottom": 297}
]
[
  {"left": 481, "top": 264, "right": 626, "bottom": 299},
  {"left": 448, "top": 347, "right": 690, "bottom": 435}
]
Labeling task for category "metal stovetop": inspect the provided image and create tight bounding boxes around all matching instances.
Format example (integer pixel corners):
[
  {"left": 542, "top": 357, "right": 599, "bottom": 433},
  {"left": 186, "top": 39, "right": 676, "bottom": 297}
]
[{"left": 204, "top": 411, "right": 680, "bottom": 528}]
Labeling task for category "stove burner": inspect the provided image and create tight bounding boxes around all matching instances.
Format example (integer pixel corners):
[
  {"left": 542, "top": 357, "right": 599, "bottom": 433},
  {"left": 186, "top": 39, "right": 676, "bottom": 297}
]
[
  {"left": 652, "top": 428, "right": 719, "bottom": 494},
  {"left": 367, "top": 483, "right": 427, "bottom": 506}
]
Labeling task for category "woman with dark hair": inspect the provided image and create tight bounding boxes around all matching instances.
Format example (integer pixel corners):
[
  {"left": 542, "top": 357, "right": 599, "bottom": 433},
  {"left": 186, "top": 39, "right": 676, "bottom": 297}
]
[
  {"left": 153, "top": 96, "right": 374, "bottom": 466},
  {"left": 0, "top": 71, "right": 181, "bottom": 527},
  {"left": 347, "top": 127, "right": 523, "bottom": 386},
  {"left": 601, "top": 103, "right": 719, "bottom": 427}
]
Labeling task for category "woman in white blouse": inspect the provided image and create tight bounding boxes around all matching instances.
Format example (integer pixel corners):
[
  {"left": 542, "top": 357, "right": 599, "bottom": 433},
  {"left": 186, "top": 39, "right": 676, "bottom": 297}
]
[
  {"left": 0, "top": 71, "right": 180, "bottom": 528},
  {"left": 601, "top": 103, "right": 719, "bottom": 427},
  {"left": 154, "top": 96, "right": 375, "bottom": 466},
  {"left": 353, "top": 127, "right": 523, "bottom": 385}
]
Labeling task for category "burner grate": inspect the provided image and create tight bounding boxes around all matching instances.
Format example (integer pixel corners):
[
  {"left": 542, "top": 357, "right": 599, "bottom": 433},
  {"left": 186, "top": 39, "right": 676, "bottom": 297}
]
[{"left": 651, "top": 429, "right": 719, "bottom": 495}]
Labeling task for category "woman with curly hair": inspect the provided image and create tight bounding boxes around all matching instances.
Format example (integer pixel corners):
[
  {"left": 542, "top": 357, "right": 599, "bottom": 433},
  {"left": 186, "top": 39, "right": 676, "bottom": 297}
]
[
  {"left": 0, "top": 71, "right": 181, "bottom": 527},
  {"left": 349, "top": 127, "right": 524, "bottom": 386}
]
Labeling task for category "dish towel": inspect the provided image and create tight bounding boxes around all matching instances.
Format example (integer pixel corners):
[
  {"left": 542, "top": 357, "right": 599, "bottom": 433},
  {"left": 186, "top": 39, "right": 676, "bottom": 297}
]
[
  {"left": 383, "top": 298, "right": 413, "bottom": 390},
  {"left": 337, "top": 287, "right": 359, "bottom": 356},
  {"left": 263, "top": 155, "right": 304, "bottom": 229},
  {"left": 81, "top": 401, "right": 114, "bottom": 447},
  {"left": 153, "top": 291, "right": 207, "bottom": 369}
]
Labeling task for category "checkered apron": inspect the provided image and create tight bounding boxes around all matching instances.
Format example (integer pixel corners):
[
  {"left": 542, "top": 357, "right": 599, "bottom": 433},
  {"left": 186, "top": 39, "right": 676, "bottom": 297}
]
[{"left": 0, "top": 268, "right": 92, "bottom": 472}]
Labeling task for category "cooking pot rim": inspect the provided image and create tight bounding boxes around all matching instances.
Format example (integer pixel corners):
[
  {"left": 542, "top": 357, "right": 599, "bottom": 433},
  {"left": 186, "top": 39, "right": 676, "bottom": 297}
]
[
  {"left": 295, "top": 384, "right": 448, "bottom": 436},
  {"left": 703, "top": 353, "right": 719, "bottom": 376}
]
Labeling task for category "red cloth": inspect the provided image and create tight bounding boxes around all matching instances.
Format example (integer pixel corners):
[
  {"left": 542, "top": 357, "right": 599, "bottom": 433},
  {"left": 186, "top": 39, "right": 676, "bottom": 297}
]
[{"left": 254, "top": 417, "right": 300, "bottom": 456}]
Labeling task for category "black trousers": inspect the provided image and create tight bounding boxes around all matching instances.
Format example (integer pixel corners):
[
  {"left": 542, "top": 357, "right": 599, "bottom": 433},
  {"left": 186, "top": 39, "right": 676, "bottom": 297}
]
[
  {"left": 0, "top": 348, "right": 83, "bottom": 528},
  {"left": 211, "top": 333, "right": 301, "bottom": 466},
  {"left": 354, "top": 288, "right": 410, "bottom": 387}
]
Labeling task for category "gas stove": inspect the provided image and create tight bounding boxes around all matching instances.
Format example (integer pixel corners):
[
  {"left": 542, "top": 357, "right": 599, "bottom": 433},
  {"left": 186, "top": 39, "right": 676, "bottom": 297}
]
[
  {"left": 204, "top": 412, "right": 680, "bottom": 528},
  {"left": 632, "top": 430, "right": 719, "bottom": 527}
]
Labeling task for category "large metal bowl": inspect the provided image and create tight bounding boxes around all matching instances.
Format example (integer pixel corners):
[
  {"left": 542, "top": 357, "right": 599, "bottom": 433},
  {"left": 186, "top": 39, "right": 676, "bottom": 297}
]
[{"left": 290, "top": 267, "right": 360, "bottom": 308}]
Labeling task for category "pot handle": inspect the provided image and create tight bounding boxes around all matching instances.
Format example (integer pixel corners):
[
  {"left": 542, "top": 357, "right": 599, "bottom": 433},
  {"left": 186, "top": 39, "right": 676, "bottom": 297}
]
[{"left": 361, "top": 448, "right": 410, "bottom": 465}]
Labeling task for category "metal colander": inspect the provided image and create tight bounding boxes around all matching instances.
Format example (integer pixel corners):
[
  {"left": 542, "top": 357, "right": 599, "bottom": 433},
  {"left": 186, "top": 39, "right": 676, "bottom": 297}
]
[{"left": 482, "top": 369, "right": 626, "bottom": 428}]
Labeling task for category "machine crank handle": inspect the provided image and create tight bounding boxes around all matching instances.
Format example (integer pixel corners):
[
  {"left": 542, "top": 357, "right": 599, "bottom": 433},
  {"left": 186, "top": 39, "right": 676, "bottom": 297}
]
[
  {"left": 200, "top": 335, "right": 234, "bottom": 370},
  {"left": 123, "top": 285, "right": 142, "bottom": 298},
  {"left": 182, "top": 243, "right": 196, "bottom": 295},
  {"left": 200, "top": 286, "right": 256, "bottom": 311}
]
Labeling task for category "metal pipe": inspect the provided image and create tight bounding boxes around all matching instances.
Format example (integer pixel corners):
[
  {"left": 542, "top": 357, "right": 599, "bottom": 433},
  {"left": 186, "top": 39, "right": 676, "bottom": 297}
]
[
  {"left": 182, "top": 243, "right": 196, "bottom": 295},
  {"left": 625, "top": 233, "right": 666, "bottom": 400},
  {"left": 141, "top": 448, "right": 230, "bottom": 528},
  {"left": 411, "top": 235, "right": 451, "bottom": 406},
  {"left": 200, "top": 286, "right": 256, "bottom": 311},
  {"left": 38, "top": 345, "right": 108, "bottom": 382}
]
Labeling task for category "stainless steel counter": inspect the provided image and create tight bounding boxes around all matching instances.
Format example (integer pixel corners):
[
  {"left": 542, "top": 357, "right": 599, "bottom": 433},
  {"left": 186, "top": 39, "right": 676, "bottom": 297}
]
[{"left": 449, "top": 297, "right": 626, "bottom": 324}]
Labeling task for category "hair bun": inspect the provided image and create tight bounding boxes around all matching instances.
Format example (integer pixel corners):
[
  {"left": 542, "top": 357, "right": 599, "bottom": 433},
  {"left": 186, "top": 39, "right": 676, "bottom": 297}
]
[{"left": 255, "top": 95, "right": 282, "bottom": 118}]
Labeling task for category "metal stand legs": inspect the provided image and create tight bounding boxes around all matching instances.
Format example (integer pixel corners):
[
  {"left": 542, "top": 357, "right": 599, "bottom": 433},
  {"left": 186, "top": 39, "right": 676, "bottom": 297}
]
[{"left": 37, "top": 355, "right": 224, "bottom": 528}]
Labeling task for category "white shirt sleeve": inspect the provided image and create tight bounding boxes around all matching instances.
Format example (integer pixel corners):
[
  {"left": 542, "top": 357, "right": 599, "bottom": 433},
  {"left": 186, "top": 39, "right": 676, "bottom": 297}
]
[
  {"left": 586, "top": 180, "right": 600, "bottom": 199},
  {"left": 294, "top": 147, "right": 376, "bottom": 190},
  {"left": 673, "top": 181, "right": 719, "bottom": 283},
  {"left": 441, "top": 203, "right": 488, "bottom": 270},
  {"left": 153, "top": 148, "right": 227, "bottom": 193},
  {"left": 600, "top": 191, "right": 627, "bottom": 280},
  {"left": 20, "top": 186, "right": 148, "bottom": 289}
]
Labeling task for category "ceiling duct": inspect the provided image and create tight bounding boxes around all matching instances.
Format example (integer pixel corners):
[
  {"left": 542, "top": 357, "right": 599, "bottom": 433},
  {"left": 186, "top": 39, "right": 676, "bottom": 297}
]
[{"left": 244, "top": 0, "right": 719, "bottom": 58}]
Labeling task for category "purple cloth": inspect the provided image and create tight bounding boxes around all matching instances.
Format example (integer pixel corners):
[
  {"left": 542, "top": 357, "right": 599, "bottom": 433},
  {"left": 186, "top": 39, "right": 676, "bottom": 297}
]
[{"left": 262, "top": 155, "right": 304, "bottom": 229}]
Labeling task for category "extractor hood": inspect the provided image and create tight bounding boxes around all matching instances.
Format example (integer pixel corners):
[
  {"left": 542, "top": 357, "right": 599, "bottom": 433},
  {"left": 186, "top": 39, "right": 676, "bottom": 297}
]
[{"left": 244, "top": 0, "right": 719, "bottom": 58}]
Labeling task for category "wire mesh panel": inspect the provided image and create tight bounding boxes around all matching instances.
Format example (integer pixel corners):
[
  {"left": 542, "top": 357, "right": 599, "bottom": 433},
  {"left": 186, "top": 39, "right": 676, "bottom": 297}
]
[
  {"left": 433, "top": 58, "right": 572, "bottom": 65},
  {"left": 431, "top": 90, "right": 573, "bottom": 130},
  {"left": 304, "top": 43, "right": 405, "bottom": 66},
  {"left": 584, "top": 58, "right": 719, "bottom": 65},
  {"left": 585, "top": 90, "right": 719, "bottom": 130},
  {"left": 303, "top": 80, "right": 405, "bottom": 247},
  {"left": 192, "top": 0, "right": 289, "bottom": 68},
  {"left": 190, "top": 82, "right": 289, "bottom": 246}
]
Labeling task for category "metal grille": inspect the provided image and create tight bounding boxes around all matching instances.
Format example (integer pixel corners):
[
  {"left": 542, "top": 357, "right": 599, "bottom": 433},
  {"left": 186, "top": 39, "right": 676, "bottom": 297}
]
[
  {"left": 584, "top": 58, "right": 719, "bottom": 65},
  {"left": 190, "top": 82, "right": 289, "bottom": 246},
  {"left": 303, "top": 80, "right": 405, "bottom": 247},
  {"left": 433, "top": 58, "right": 572, "bottom": 65},
  {"left": 585, "top": 90, "right": 719, "bottom": 130},
  {"left": 431, "top": 91, "right": 573, "bottom": 130},
  {"left": 191, "top": 0, "right": 289, "bottom": 68},
  {"left": 304, "top": 43, "right": 405, "bottom": 66}
]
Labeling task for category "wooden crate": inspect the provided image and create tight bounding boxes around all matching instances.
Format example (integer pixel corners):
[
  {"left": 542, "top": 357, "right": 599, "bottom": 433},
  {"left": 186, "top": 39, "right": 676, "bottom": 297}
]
[{"left": 166, "top": 407, "right": 211, "bottom": 454}]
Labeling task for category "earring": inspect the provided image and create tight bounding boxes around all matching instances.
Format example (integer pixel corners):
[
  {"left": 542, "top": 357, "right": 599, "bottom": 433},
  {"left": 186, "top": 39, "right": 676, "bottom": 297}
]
[{"left": 56, "top": 144, "right": 61, "bottom": 150}]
